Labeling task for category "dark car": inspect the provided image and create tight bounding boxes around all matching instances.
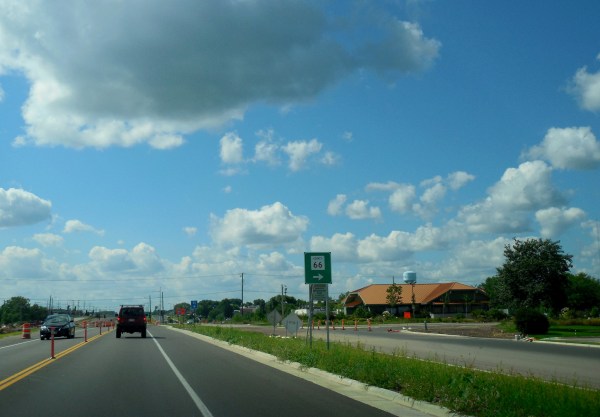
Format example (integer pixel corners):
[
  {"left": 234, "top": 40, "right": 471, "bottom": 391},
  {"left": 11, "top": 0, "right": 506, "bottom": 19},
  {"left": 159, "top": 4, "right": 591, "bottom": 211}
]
[
  {"left": 40, "top": 314, "right": 76, "bottom": 340},
  {"left": 116, "top": 305, "right": 147, "bottom": 338}
]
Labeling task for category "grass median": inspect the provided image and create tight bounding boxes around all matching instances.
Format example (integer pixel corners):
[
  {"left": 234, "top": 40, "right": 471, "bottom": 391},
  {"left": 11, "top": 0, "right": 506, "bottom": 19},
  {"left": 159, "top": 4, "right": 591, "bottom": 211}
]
[{"left": 178, "top": 324, "right": 600, "bottom": 417}]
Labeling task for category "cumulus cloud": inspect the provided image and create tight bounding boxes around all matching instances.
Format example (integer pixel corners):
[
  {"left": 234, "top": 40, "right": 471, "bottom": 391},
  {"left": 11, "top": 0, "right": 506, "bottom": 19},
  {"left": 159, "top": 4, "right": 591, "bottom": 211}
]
[
  {"left": 535, "top": 207, "right": 586, "bottom": 238},
  {"left": 389, "top": 184, "right": 416, "bottom": 213},
  {"left": 569, "top": 56, "right": 600, "bottom": 112},
  {"left": 254, "top": 140, "right": 280, "bottom": 166},
  {"left": 345, "top": 199, "right": 382, "bottom": 220},
  {"left": 282, "top": 139, "right": 323, "bottom": 171},
  {"left": 63, "top": 219, "right": 105, "bottom": 236},
  {"left": 220, "top": 132, "right": 244, "bottom": 164},
  {"left": 327, "top": 194, "right": 347, "bottom": 216},
  {"left": 33, "top": 233, "right": 64, "bottom": 247},
  {"left": 457, "top": 161, "right": 565, "bottom": 234},
  {"left": 0, "top": 188, "right": 52, "bottom": 227},
  {"left": 89, "top": 246, "right": 135, "bottom": 271},
  {"left": 327, "top": 195, "right": 380, "bottom": 220},
  {"left": 310, "top": 232, "right": 358, "bottom": 262},
  {"left": 310, "top": 224, "right": 449, "bottom": 264},
  {"left": 0, "top": 246, "right": 55, "bottom": 279},
  {"left": 524, "top": 127, "right": 600, "bottom": 170},
  {"left": 447, "top": 171, "right": 475, "bottom": 190},
  {"left": 0, "top": 1, "right": 440, "bottom": 149},
  {"left": 210, "top": 202, "right": 308, "bottom": 247}
]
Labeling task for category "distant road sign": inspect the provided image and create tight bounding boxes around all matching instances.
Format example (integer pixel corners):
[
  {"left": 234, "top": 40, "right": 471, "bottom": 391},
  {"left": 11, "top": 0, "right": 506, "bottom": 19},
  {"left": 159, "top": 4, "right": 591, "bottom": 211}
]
[
  {"left": 311, "top": 284, "right": 327, "bottom": 302},
  {"left": 191, "top": 300, "right": 198, "bottom": 310},
  {"left": 304, "top": 252, "right": 331, "bottom": 284}
]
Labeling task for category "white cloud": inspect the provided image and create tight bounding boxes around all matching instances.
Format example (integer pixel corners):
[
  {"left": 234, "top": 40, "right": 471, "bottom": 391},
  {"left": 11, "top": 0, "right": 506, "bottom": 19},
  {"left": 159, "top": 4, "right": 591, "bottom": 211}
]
[
  {"left": 366, "top": 181, "right": 401, "bottom": 192},
  {"left": 0, "top": 188, "right": 52, "bottom": 228},
  {"left": 414, "top": 182, "right": 446, "bottom": 219},
  {"left": 89, "top": 247, "right": 134, "bottom": 271},
  {"left": 311, "top": 224, "right": 449, "bottom": 264},
  {"left": 0, "top": 1, "right": 439, "bottom": 149},
  {"left": 327, "top": 195, "right": 381, "bottom": 220},
  {"left": 282, "top": 139, "right": 323, "bottom": 171},
  {"left": 457, "top": 161, "right": 565, "bottom": 234},
  {"left": 220, "top": 132, "right": 244, "bottom": 164},
  {"left": 525, "top": 127, "right": 600, "bottom": 170},
  {"left": 345, "top": 199, "right": 382, "bottom": 220},
  {"left": 33, "top": 233, "right": 64, "bottom": 247},
  {"left": 569, "top": 59, "right": 600, "bottom": 112},
  {"left": 447, "top": 171, "right": 475, "bottom": 190},
  {"left": 535, "top": 207, "right": 586, "bottom": 238},
  {"left": 327, "top": 194, "right": 347, "bottom": 216},
  {"left": 388, "top": 184, "right": 416, "bottom": 213},
  {"left": 88, "top": 243, "right": 164, "bottom": 273},
  {"left": 487, "top": 161, "right": 563, "bottom": 210},
  {"left": 310, "top": 233, "right": 358, "bottom": 262},
  {"left": 254, "top": 140, "right": 280, "bottom": 166},
  {"left": 210, "top": 202, "right": 308, "bottom": 247},
  {"left": 131, "top": 242, "right": 164, "bottom": 273},
  {"left": 63, "top": 219, "right": 105, "bottom": 236},
  {"left": 0, "top": 246, "right": 55, "bottom": 279},
  {"left": 183, "top": 227, "right": 197, "bottom": 237}
]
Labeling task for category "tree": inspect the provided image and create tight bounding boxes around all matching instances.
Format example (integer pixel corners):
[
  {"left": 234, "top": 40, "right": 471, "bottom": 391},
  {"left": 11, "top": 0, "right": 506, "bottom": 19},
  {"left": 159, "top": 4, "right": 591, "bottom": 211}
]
[
  {"left": 386, "top": 283, "right": 403, "bottom": 314},
  {"left": 566, "top": 272, "right": 600, "bottom": 313},
  {"left": 479, "top": 276, "right": 503, "bottom": 309},
  {"left": 494, "top": 238, "right": 572, "bottom": 314},
  {"left": 0, "top": 296, "right": 48, "bottom": 324}
]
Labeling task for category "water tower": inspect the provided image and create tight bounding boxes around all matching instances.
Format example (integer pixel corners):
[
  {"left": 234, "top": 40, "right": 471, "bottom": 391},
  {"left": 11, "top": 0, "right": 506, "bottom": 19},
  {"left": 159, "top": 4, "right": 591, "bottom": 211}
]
[
  {"left": 403, "top": 271, "right": 417, "bottom": 316},
  {"left": 403, "top": 271, "right": 417, "bottom": 284}
]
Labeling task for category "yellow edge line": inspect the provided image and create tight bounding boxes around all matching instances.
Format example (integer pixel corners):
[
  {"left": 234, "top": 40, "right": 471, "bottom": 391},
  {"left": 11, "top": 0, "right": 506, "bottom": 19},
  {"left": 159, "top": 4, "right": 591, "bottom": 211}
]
[{"left": 0, "top": 330, "right": 111, "bottom": 391}]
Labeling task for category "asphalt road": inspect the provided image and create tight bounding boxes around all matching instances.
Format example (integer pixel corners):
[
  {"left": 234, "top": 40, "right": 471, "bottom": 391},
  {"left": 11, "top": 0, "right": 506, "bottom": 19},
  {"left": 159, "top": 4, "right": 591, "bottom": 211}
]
[
  {"left": 305, "top": 324, "right": 600, "bottom": 388},
  {"left": 0, "top": 324, "right": 444, "bottom": 417}
]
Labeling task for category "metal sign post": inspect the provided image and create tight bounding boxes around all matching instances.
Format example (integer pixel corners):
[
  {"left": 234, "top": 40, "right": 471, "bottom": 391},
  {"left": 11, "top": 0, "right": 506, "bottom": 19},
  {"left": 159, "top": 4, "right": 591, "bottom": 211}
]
[{"left": 304, "top": 252, "right": 332, "bottom": 349}]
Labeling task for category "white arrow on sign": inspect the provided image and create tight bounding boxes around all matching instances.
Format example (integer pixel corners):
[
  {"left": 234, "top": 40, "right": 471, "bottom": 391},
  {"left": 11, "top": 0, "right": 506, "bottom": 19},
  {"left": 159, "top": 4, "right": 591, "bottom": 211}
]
[{"left": 313, "top": 274, "right": 323, "bottom": 280}]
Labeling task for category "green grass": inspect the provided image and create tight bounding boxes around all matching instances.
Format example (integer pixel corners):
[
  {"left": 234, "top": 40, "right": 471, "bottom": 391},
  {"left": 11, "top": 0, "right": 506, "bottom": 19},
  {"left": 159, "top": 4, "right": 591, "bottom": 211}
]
[
  {"left": 0, "top": 331, "right": 21, "bottom": 340},
  {"left": 533, "top": 325, "right": 600, "bottom": 339},
  {"left": 179, "top": 324, "right": 600, "bottom": 417}
]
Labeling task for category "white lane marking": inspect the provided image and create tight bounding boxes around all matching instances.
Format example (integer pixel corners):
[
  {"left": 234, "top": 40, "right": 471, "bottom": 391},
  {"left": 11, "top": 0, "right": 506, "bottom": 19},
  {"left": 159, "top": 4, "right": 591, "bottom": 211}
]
[
  {"left": 149, "top": 330, "right": 214, "bottom": 417},
  {"left": 0, "top": 339, "right": 38, "bottom": 350}
]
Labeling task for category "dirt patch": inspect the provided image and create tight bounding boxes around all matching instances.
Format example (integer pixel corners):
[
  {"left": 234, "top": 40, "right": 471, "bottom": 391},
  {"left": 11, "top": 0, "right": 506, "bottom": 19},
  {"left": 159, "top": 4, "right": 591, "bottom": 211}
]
[{"left": 414, "top": 323, "right": 514, "bottom": 339}]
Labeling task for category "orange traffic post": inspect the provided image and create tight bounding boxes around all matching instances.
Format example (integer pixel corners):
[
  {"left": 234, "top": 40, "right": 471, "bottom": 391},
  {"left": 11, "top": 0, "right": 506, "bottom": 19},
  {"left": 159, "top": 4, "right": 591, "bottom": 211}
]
[
  {"left": 342, "top": 319, "right": 345, "bottom": 330},
  {"left": 21, "top": 323, "right": 31, "bottom": 339},
  {"left": 368, "top": 318, "right": 372, "bottom": 331},
  {"left": 354, "top": 320, "right": 358, "bottom": 331},
  {"left": 83, "top": 321, "right": 88, "bottom": 342},
  {"left": 332, "top": 320, "right": 336, "bottom": 330},
  {"left": 50, "top": 327, "right": 55, "bottom": 359}
]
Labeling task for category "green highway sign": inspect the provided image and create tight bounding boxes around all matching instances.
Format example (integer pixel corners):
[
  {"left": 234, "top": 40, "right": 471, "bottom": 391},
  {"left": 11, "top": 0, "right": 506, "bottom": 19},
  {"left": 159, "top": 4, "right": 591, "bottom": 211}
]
[{"left": 304, "top": 252, "right": 331, "bottom": 284}]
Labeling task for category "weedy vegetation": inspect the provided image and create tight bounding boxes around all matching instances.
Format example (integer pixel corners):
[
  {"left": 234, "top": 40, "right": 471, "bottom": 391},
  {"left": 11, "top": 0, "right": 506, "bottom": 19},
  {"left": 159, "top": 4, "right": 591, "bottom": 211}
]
[{"left": 180, "top": 324, "right": 600, "bottom": 417}]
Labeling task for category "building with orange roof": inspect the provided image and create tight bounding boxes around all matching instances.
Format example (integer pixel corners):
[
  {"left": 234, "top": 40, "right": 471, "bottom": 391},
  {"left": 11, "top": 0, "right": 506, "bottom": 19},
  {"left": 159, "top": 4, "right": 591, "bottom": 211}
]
[{"left": 343, "top": 282, "right": 489, "bottom": 318}]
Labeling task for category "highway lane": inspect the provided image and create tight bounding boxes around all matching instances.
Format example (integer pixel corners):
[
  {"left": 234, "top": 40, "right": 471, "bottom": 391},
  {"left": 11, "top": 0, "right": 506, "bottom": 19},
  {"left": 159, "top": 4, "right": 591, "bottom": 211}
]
[
  {"left": 308, "top": 325, "right": 600, "bottom": 388},
  {"left": 0, "top": 322, "right": 111, "bottom": 382},
  {"left": 0, "top": 325, "right": 438, "bottom": 417}
]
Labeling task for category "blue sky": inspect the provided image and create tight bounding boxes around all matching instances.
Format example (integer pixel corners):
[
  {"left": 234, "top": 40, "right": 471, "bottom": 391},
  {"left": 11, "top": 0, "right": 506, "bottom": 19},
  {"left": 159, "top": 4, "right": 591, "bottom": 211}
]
[{"left": 1, "top": 1, "right": 599, "bottom": 313}]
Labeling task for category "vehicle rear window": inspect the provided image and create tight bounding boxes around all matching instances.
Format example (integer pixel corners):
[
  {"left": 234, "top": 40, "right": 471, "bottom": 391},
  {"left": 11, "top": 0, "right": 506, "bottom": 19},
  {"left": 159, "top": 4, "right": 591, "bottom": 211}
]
[{"left": 121, "top": 308, "right": 143, "bottom": 316}]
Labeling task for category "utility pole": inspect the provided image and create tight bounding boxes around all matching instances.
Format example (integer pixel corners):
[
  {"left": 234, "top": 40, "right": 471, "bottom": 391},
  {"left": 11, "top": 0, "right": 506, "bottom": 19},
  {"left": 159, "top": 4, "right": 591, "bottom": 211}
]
[
  {"left": 281, "top": 284, "right": 287, "bottom": 321},
  {"left": 240, "top": 273, "right": 244, "bottom": 317}
]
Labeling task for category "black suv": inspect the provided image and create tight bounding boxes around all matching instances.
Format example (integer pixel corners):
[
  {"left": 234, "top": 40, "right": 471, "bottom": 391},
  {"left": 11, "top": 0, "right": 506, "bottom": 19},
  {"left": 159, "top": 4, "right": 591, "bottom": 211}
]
[{"left": 116, "top": 305, "right": 147, "bottom": 338}]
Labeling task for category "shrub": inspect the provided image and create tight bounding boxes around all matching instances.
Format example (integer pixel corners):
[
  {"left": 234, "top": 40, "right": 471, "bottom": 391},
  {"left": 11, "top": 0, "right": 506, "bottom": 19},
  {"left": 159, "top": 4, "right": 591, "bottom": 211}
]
[
  {"left": 514, "top": 309, "right": 549, "bottom": 335},
  {"left": 486, "top": 308, "right": 508, "bottom": 321}
]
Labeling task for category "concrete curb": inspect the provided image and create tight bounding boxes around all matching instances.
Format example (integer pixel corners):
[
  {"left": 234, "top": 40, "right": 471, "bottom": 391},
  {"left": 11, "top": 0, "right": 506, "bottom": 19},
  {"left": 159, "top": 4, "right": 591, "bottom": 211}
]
[{"left": 169, "top": 326, "right": 463, "bottom": 417}]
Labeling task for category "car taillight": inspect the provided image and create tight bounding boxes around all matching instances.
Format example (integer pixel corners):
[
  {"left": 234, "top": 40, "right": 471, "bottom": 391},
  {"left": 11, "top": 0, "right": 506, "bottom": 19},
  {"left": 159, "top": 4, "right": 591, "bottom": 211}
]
[{"left": 143, "top": 316, "right": 147, "bottom": 323}]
